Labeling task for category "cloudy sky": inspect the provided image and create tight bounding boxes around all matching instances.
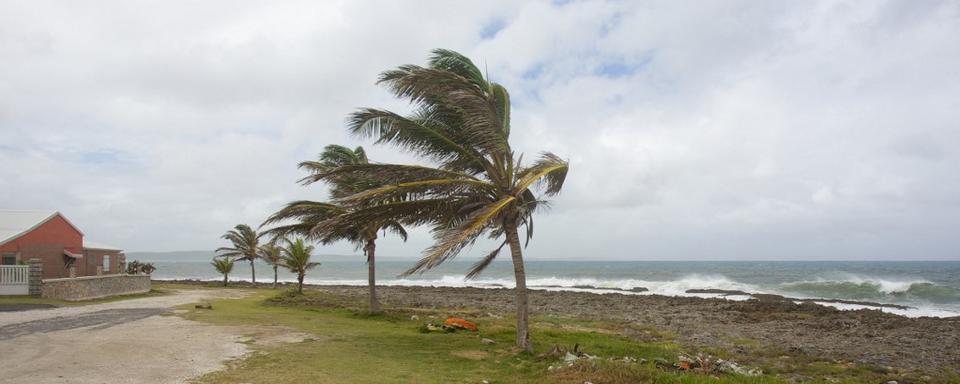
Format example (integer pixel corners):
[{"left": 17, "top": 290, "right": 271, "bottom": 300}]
[{"left": 1, "top": 0, "right": 958, "bottom": 260}]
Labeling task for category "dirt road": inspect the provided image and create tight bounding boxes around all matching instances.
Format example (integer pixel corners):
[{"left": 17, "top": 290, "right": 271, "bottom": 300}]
[{"left": 0, "top": 289, "right": 249, "bottom": 384}]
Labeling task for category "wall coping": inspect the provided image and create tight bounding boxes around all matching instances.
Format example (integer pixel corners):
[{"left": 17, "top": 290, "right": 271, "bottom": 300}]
[{"left": 42, "top": 274, "right": 147, "bottom": 283}]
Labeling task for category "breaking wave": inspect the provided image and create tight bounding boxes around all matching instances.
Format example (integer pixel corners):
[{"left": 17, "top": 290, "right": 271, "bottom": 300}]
[{"left": 778, "top": 278, "right": 960, "bottom": 304}]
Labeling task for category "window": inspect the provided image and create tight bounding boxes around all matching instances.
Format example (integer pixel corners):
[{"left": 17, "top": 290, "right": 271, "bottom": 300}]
[
  {"left": 103, "top": 255, "right": 111, "bottom": 273},
  {"left": 1, "top": 253, "right": 16, "bottom": 265}
]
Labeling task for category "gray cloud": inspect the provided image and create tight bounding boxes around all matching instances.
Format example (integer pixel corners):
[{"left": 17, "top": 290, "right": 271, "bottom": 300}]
[{"left": 1, "top": 0, "right": 958, "bottom": 260}]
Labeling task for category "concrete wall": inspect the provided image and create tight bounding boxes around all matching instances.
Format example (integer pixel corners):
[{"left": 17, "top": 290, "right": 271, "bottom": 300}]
[{"left": 41, "top": 274, "right": 150, "bottom": 301}]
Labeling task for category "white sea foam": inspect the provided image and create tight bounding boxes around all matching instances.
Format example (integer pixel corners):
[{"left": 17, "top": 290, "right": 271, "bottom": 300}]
[{"left": 180, "top": 273, "right": 960, "bottom": 318}]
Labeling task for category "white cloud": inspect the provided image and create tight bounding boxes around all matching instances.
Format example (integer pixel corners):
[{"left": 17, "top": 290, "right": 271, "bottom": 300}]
[{"left": 1, "top": 0, "right": 958, "bottom": 260}]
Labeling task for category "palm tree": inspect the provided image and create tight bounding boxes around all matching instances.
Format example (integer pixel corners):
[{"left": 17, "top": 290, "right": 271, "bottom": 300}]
[
  {"left": 262, "top": 144, "right": 407, "bottom": 313},
  {"left": 216, "top": 224, "right": 262, "bottom": 284},
  {"left": 280, "top": 238, "right": 320, "bottom": 294},
  {"left": 260, "top": 243, "right": 283, "bottom": 288},
  {"left": 211, "top": 257, "right": 234, "bottom": 287},
  {"left": 309, "top": 49, "right": 569, "bottom": 351}
]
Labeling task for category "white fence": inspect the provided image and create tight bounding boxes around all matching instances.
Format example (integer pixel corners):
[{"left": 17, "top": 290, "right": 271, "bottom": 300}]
[{"left": 0, "top": 265, "right": 30, "bottom": 295}]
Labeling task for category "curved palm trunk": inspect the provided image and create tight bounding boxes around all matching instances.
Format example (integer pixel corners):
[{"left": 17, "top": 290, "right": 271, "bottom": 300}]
[
  {"left": 273, "top": 265, "right": 278, "bottom": 288},
  {"left": 297, "top": 272, "right": 305, "bottom": 293},
  {"left": 504, "top": 219, "right": 532, "bottom": 352},
  {"left": 249, "top": 259, "right": 256, "bottom": 284},
  {"left": 366, "top": 237, "right": 381, "bottom": 313}
]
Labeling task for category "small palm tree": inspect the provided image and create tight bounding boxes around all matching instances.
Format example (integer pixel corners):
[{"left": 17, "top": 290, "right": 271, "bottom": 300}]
[
  {"left": 263, "top": 144, "right": 406, "bottom": 313},
  {"left": 259, "top": 243, "right": 283, "bottom": 288},
  {"left": 280, "top": 238, "right": 320, "bottom": 294},
  {"left": 216, "top": 224, "right": 262, "bottom": 284},
  {"left": 211, "top": 257, "right": 234, "bottom": 287},
  {"left": 312, "top": 49, "right": 568, "bottom": 351}
]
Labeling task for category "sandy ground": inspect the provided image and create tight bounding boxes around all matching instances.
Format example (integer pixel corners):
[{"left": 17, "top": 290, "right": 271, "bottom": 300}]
[{"left": 0, "top": 289, "right": 253, "bottom": 384}]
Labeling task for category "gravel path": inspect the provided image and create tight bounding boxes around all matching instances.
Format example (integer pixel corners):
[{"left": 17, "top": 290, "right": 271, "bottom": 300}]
[{"left": 0, "top": 289, "right": 250, "bottom": 384}]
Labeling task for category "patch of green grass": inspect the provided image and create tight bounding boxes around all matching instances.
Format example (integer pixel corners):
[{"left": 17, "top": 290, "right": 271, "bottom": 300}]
[
  {"left": 181, "top": 288, "right": 955, "bottom": 384},
  {"left": 181, "top": 289, "right": 792, "bottom": 384},
  {"left": 0, "top": 288, "right": 170, "bottom": 307}
]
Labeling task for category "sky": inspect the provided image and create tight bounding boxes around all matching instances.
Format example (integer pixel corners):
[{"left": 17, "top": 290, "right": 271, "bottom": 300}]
[{"left": 1, "top": 0, "right": 959, "bottom": 260}]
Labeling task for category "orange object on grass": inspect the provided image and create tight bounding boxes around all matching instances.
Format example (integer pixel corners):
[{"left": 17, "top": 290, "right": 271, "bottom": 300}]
[{"left": 444, "top": 318, "right": 478, "bottom": 331}]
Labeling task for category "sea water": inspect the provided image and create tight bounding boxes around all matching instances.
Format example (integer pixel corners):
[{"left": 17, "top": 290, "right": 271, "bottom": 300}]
[{"left": 141, "top": 256, "right": 960, "bottom": 318}]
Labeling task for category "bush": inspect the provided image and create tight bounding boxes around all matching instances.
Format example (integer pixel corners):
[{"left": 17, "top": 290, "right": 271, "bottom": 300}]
[{"left": 125, "top": 260, "right": 156, "bottom": 275}]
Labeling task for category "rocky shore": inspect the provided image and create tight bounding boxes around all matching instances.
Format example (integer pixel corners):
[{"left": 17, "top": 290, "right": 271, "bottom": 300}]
[
  {"left": 159, "top": 280, "right": 959, "bottom": 377},
  {"left": 323, "top": 285, "right": 959, "bottom": 376}
]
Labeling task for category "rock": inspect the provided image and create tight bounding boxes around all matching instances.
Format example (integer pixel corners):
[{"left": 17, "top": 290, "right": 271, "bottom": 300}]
[
  {"left": 717, "top": 359, "right": 762, "bottom": 377},
  {"left": 564, "top": 352, "right": 579, "bottom": 363},
  {"left": 885, "top": 381, "right": 898, "bottom": 384},
  {"left": 410, "top": 315, "right": 419, "bottom": 320},
  {"left": 481, "top": 338, "right": 496, "bottom": 345}
]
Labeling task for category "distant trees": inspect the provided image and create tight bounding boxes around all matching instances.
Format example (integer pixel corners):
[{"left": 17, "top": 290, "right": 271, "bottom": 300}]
[
  {"left": 280, "top": 238, "right": 320, "bottom": 294},
  {"left": 211, "top": 257, "right": 234, "bottom": 286},
  {"left": 216, "top": 224, "right": 262, "bottom": 284},
  {"left": 260, "top": 243, "right": 283, "bottom": 288},
  {"left": 263, "top": 145, "right": 406, "bottom": 313}
]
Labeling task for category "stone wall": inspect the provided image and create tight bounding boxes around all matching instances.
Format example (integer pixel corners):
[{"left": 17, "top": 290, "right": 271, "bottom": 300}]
[{"left": 41, "top": 274, "right": 151, "bottom": 301}]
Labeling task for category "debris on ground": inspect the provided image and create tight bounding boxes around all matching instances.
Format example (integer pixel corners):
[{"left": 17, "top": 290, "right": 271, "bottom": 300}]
[
  {"left": 194, "top": 304, "right": 212, "bottom": 310},
  {"left": 419, "top": 318, "right": 479, "bottom": 333},
  {"left": 672, "top": 353, "right": 762, "bottom": 377},
  {"left": 480, "top": 338, "right": 496, "bottom": 345},
  {"left": 445, "top": 317, "right": 478, "bottom": 331}
]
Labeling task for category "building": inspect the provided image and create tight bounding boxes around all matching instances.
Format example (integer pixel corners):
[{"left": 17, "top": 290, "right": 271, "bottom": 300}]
[{"left": 0, "top": 210, "right": 124, "bottom": 279}]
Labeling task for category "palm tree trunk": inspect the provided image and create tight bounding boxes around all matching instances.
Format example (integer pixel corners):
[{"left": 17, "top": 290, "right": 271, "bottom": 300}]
[
  {"left": 250, "top": 259, "right": 256, "bottom": 284},
  {"left": 273, "top": 265, "right": 278, "bottom": 288},
  {"left": 367, "top": 237, "right": 381, "bottom": 314},
  {"left": 223, "top": 274, "right": 228, "bottom": 287},
  {"left": 297, "top": 273, "right": 304, "bottom": 294},
  {"left": 504, "top": 219, "right": 532, "bottom": 352}
]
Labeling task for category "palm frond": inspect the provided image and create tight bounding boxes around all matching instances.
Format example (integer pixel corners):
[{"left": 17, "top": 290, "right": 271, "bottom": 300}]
[
  {"left": 466, "top": 240, "right": 507, "bottom": 279},
  {"left": 514, "top": 152, "right": 569, "bottom": 196},
  {"left": 402, "top": 196, "right": 515, "bottom": 276}
]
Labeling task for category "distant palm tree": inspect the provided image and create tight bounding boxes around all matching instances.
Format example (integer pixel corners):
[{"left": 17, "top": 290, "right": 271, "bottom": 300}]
[
  {"left": 259, "top": 243, "right": 283, "bottom": 288},
  {"left": 280, "top": 238, "right": 320, "bottom": 294},
  {"left": 216, "top": 224, "right": 262, "bottom": 284},
  {"left": 310, "top": 49, "right": 568, "bottom": 351},
  {"left": 263, "top": 145, "right": 407, "bottom": 313},
  {"left": 211, "top": 257, "right": 235, "bottom": 287}
]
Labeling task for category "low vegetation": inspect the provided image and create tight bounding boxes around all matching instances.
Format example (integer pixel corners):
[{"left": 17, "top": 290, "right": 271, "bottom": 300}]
[{"left": 177, "top": 287, "right": 941, "bottom": 384}]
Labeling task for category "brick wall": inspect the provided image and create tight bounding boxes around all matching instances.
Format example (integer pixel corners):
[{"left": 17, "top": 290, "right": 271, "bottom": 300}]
[{"left": 41, "top": 274, "right": 151, "bottom": 301}]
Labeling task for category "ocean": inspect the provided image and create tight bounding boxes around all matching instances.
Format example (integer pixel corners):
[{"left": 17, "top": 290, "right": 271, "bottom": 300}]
[{"left": 139, "top": 255, "right": 960, "bottom": 318}]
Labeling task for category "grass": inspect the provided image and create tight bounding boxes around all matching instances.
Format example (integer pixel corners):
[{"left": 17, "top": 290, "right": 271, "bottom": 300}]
[
  {"left": 0, "top": 288, "right": 170, "bottom": 307},
  {"left": 179, "top": 288, "right": 827, "bottom": 384}
]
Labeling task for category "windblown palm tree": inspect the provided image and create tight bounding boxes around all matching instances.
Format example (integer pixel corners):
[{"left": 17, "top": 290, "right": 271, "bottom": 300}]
[
  {"left": 211, "top": 257, "right": 234, "bottom": 287},
  {"left": 216, "top": 224, "right": 262, "bottom": 284},
  {"left": 308, "top": 49, "right": 569, "bottom": 350},
  {"left": 260, "top": 243, "right": 283, "bottom": 288},
  {"left": 280, "top": 238, "right": 320, "bottom": 294},
  {"left": 262, "top": 144, "right": 407, "bottom": 313}
]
